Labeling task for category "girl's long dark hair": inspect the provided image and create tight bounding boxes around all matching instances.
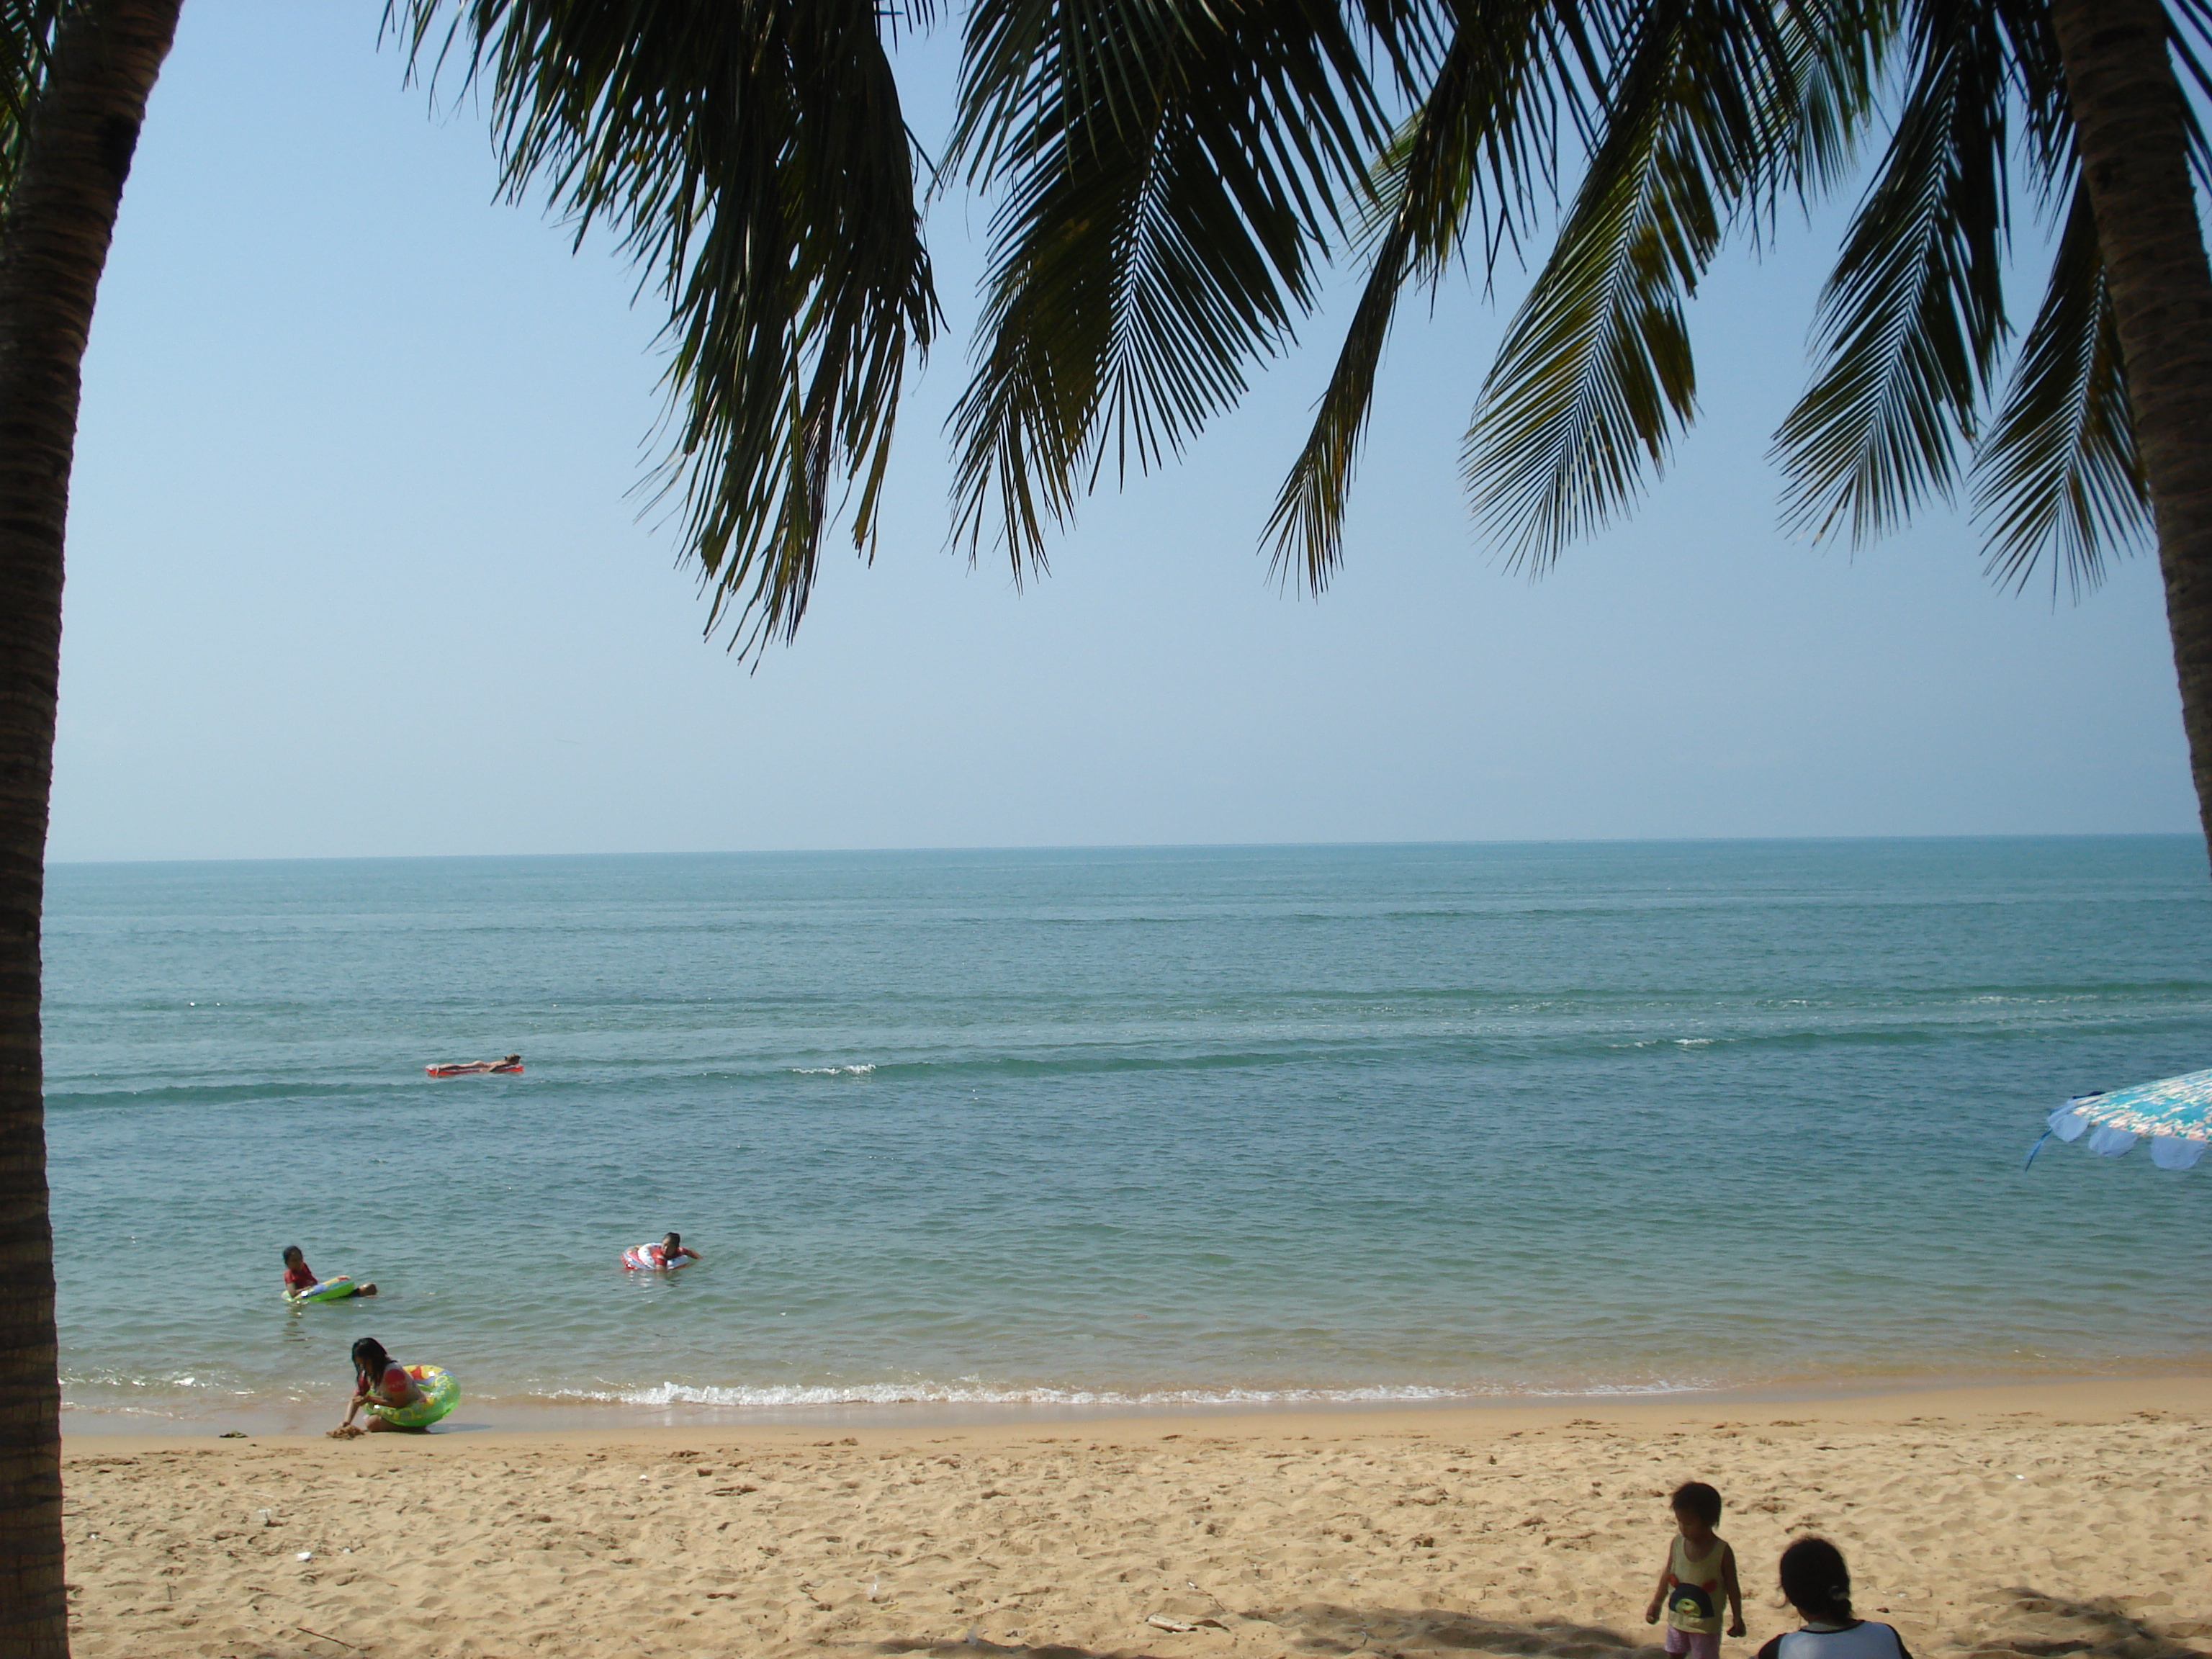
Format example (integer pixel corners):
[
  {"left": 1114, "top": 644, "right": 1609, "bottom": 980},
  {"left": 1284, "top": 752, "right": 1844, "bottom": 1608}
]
[
  {"left": 351, "top": 1337, "right": 391, "bottom": 1387},
  {"left": 1779, "top": 1537, "right": 1853, "bottom": 1623}
]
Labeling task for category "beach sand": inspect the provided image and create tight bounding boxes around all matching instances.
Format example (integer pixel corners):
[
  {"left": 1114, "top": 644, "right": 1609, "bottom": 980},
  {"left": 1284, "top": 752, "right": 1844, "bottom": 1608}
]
[{"left": 61, "top": 1378, "right": 2212, "bottom": 1659}]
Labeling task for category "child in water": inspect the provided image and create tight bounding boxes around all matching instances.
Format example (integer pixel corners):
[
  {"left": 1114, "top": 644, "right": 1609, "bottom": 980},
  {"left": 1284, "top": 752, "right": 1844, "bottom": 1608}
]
[
  {"left": 624, "top": 1232, "right": 702, "bottom": 1269},
  {"left": 1645, "top": 1480, "right": 1745, "bottom": 1658},
  {"left": 281, "top": 1245, "right": 374, "bottom": 1300}
]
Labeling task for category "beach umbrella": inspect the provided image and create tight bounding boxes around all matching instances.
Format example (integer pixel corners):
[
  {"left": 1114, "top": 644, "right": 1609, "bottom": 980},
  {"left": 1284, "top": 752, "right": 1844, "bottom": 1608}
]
[{"left": 2026, "top": 1067, "right": 2212, "bottom": 1171}]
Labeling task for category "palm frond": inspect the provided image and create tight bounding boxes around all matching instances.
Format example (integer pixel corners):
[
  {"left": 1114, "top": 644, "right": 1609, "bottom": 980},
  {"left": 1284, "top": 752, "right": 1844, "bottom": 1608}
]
[
  {"left": 1781, "top": 0, "right": 1889, "bottom": 197},
  {"left": 1262, "top": 0, "right": 1575, "bottom": 592},
  {"left": 1463, "top": 0, "right": 1813, "bottom": 568},
  {"left": 2166, "top": 0, "right": 2212, "bottom": 197},
  {"left": 1773, "top": 0, "right": 2014, "bottom": 547},
  {"left": 1971, "top": 175, "right": 2146, "bottom": 600},
  {"left": 946, "top": 0, "right": 1391, "bottom": 572},
  {"left": 0, "top": 0, "right": 64, "bottom": 206},
  {"left": 393, "top": 0, "right": 938, "bottom": 655}
]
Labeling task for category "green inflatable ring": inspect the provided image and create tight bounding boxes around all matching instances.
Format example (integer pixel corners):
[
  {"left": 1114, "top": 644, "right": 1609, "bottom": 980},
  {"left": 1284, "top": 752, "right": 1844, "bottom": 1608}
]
[{"left": 367, "top": 1364, "right": 459, "bottom": 1429}]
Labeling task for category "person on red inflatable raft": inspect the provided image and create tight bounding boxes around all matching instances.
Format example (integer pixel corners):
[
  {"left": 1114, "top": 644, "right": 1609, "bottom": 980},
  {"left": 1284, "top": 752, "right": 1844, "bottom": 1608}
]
[{"left": 622, "top": 1231, "right": 702, "bottom": 1272}]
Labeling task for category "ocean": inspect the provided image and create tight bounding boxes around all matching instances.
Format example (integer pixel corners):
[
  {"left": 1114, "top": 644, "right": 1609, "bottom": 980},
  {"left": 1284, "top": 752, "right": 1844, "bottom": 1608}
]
[{"left": 40, "top": 837, "right": 2212, "bottom": 1432}]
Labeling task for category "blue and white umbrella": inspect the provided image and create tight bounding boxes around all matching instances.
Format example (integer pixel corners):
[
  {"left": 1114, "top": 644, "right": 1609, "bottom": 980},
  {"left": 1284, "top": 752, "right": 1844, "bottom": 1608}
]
[{"left": 2028, "top": 1066, "right": 2212, "bottom": 1171}]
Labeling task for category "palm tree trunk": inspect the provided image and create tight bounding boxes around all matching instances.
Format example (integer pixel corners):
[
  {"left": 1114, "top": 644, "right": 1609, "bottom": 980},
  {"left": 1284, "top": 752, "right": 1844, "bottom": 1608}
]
[
  {"left": 0, "top": 3, "right": 181, "bottom": 1654},
  {"left": 2049, "top": 0, "right": 2212, "bottom": 864}
]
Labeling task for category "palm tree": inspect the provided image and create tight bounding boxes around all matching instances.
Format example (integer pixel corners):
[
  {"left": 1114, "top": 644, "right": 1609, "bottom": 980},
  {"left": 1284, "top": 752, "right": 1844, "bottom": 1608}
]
[
  {"left": 0, "top": 9, "right": 189, "bottom": 1652},
  {"left": 945, "top": 0, "right": 2212, "bottom": 849},
  {"left": 0, "top": 1, "right": 939, "bottom": 1650},
  {"left": 2049, "top": 0, "right": 2212, "bottom": 840}
]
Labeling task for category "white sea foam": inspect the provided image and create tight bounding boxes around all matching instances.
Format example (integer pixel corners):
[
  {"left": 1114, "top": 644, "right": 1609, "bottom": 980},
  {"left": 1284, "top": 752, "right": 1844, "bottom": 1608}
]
[
  {"left": 542, "top": 1378, "right": 1709, "bottom": 1410},
  {"left": 789, "top": 1064, "right": 877, "bottom": 1077},
  {"left": 60, "top": 1369, "right": 252, "bottom": 1395}
]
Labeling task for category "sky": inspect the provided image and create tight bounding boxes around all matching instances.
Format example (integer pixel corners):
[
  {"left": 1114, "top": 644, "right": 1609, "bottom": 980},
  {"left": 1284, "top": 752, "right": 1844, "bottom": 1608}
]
[{"left": 46, "top": 1, "right": 2203, "bottom": 863}]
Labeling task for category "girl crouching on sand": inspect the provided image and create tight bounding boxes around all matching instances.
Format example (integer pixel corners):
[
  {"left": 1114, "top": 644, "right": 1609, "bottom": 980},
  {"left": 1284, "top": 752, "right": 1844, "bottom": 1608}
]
[
  {"left": 1754, "top": 1538, "right": 1915, "bottom": 1659},
  {"left": 331, "top": 1338, "right": 431, "bottom": 1437}
]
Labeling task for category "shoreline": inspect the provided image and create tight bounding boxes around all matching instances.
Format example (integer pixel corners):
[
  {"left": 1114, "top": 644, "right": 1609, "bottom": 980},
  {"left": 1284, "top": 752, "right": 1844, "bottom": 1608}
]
[
  {"left": 63, "top": 1372, "right": 2212, "bottom": 1659},
  {"left": 62, "top": 1370, "right": 2212, "bottom": 1448}
]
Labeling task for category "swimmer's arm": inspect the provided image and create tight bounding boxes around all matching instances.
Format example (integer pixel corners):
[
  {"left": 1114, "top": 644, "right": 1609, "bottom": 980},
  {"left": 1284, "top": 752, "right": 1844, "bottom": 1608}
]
[{"left": 1722, "top": 1544, "right": 1745, "bottom": 1637}]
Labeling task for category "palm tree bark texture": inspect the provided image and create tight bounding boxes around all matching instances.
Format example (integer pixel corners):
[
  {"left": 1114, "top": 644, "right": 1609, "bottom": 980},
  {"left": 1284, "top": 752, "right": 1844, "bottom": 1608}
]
[
  {"left": 2050, "top": 0, "right": 2212, "bottom": 861},
  {"left": 0, "top": 2, "right": 183, "bottom": 1655}
]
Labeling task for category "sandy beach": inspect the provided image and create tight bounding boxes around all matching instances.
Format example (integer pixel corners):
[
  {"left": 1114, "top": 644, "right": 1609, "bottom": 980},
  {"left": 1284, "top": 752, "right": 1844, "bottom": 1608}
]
[{"left": 59, "top": 1377, "right": 2212, "bottom": 1659}]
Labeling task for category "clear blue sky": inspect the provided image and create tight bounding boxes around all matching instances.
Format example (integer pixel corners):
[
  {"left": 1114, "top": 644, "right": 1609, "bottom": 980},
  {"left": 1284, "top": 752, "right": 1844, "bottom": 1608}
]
[{"left": 47, "top": 1, "right": 2200, "bottom": 862}]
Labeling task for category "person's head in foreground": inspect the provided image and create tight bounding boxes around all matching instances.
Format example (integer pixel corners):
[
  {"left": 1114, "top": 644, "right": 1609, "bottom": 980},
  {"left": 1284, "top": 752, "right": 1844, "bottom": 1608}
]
[
  {"left": 663, "top": 1231, "right": 681, "bottom": 1250},
  {"left": 504, "top": 1053, "right": 521, "bottom": 1064},
  {"left": 1671, "top": 1480, "right": 1722, "bottom": 1542},
  {"left": 1779, "top": 1537, "right": 1853, "bottom": 1624},
  {"left": 282, "top": 1245, "right": 304, "bottom": 1267}
]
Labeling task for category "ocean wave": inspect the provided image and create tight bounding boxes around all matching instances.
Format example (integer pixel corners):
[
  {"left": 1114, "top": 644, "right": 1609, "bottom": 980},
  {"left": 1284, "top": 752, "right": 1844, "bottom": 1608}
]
[
  {"left": 61, "top": 1368, "right": 256, "bottom": 1396},
  {"left": 789, "top": 1064, "right": 877, "bottom": 1077},
  {"left": 534, "top": 1378, "right": 1711, "bottom": 1410}
]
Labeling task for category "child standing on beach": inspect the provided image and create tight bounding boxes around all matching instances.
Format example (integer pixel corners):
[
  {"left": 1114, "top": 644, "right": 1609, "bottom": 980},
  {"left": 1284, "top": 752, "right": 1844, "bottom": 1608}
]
[{"left": 1645, "top": 1480, "right": 1745, "bottom": 1655}]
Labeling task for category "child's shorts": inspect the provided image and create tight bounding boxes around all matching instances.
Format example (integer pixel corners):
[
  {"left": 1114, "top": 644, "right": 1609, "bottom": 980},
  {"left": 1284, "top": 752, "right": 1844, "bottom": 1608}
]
[{"left": 1665, "top": 1629, "right": 1722, "bottom": 1659}]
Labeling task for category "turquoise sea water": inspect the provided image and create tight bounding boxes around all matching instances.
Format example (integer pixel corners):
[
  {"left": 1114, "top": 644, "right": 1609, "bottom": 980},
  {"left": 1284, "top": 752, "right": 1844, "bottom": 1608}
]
[{"left": 40, "top": 838, "right": 2212, "bottom": 1431}]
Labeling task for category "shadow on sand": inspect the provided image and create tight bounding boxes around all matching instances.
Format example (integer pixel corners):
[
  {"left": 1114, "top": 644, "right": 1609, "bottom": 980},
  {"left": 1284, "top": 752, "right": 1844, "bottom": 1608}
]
[
  {"left": 1966, "top": 1588, "right": 2212, "bottom": 1659},
  {"left": 871, "top": 1604, "right": 1668, "bottom": 1659},
  {"left": 868, "top": 1591, "right": 2212, "bottom": 1659}
]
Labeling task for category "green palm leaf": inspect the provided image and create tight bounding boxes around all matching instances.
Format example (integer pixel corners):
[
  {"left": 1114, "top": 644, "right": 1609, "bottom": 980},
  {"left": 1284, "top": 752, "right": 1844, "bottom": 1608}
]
[
  {"left": 1264, "top": 0, "right": 1582, "bottom": 592},
  {"left": 947, "top": 0, "right": 1392, "bottom": 571},
  {"left": 2164, "top": 0, "right": 2212, "bottom": 197},
  {"left": 1463, "top": 0, "right": 1813, "bottom": 568},
  {"left": 0, "top": 0, "right": 63, "bottom": 204},
  {"left": 1773, "top": 0, "right": 2016, "bottom": 546},
  {"left": 1971, "top": 175, "right": 2146, "bottom": 599},
  {"left": 395, "top": 0, "right": 939, "bottom": 653}
]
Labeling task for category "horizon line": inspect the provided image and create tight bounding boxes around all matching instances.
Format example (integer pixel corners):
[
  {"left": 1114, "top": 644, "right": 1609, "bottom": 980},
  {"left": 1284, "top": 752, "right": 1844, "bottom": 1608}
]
[{"left": 43, "top": 829, "right": 2205, "bottom": 870}]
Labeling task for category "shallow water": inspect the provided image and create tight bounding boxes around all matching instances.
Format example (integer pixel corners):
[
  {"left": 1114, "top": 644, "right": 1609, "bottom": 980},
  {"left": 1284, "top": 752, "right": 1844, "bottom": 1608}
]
[{"left": 42, "top": 837, "right": 2212, "bottom": 1429}]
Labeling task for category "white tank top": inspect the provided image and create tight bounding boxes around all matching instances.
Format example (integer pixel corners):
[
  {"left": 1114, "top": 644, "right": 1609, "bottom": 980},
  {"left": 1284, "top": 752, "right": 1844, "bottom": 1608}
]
[{"left": 1761, "top": 1623, "right": 1911, "bottom": 1659}]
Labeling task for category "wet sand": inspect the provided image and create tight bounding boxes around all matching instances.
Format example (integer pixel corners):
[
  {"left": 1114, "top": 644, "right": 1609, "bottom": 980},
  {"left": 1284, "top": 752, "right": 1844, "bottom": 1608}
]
[{"left": 62, "top": 1377, "right": 2212, "bottom": 1659}]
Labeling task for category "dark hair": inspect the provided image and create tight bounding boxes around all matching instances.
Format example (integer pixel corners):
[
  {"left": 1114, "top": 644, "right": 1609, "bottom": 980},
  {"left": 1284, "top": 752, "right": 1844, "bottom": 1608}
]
[
  {"left": 1670, "top": 1481, "right": 1722, "bottom": 1526},
  {"left": 351, "top": 1337, "right": 391, "bottom": 1385},
  {"left": 282, "top": 1245, "right": 303, "bottom": 1264},
  {"left": 663, "top": 1231, "right": 681, "bottom": 1248},
  {"left": 1779, "top": 1537, "right": 1853, "bottom": 1622}
]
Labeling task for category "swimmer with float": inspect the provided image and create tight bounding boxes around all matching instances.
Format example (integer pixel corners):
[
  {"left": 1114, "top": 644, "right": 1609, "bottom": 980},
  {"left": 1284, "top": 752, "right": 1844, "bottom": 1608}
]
[
  {"left": 282, "top": 1244, "right": 375, "bottom": 1303},
  {"left": 621, "top": 1231, "right": 701, "bottom": 1271},
  {"left": 330, "top": 1337, "right": 458, "bottom": 1437}
]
